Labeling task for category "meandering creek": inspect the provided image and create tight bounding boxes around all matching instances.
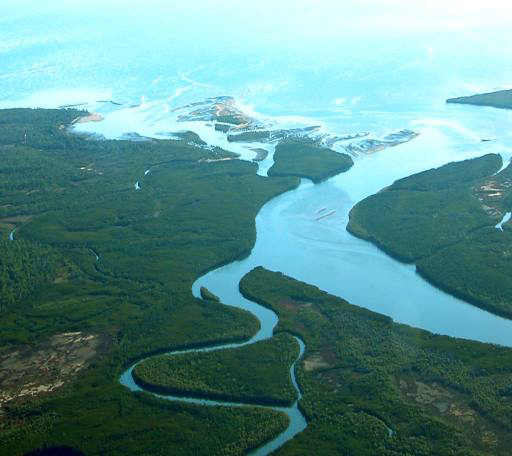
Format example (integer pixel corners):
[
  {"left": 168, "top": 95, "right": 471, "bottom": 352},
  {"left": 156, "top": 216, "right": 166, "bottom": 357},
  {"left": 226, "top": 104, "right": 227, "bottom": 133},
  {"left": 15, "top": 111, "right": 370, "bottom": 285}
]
[
  {"left": 120, "top": 294, "right": 307, "bottom": 455},
  {"left": 496, "top": 212, "right": 511, "bottom": 231}
]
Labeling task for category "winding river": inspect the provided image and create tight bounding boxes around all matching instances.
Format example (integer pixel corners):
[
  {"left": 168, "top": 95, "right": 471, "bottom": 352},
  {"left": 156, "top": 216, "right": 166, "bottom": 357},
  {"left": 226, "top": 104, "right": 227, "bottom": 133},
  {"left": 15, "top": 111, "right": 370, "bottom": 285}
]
[
  {"left": 120, "top": 283, "right": 307, "bottom": 455},
  {"left": 118, "top": 123, "right": 512, "bottom": 454}
]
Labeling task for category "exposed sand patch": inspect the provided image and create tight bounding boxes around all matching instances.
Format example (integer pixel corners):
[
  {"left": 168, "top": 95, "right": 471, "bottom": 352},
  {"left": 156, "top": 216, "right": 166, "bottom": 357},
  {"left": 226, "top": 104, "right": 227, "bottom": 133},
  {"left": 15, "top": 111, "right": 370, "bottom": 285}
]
[
  {"left": 474, "top": 177, "right": 512, "bottom": 216},
  {"left": 72, "top": 113, "right": 104, "bottom": 124},
  {"left": 304, "top": 354, "right": 330, "bottom": 371},
  {"left": 0, "top": 332, "right": 102, "bottom": 411}
]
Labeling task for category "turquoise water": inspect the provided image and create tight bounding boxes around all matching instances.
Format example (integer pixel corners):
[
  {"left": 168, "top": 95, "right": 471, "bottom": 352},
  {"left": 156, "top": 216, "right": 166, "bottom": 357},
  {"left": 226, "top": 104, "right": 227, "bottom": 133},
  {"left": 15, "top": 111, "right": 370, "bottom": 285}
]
[{"left": 2, "top": 2, "right": 512, "bottom": 125}]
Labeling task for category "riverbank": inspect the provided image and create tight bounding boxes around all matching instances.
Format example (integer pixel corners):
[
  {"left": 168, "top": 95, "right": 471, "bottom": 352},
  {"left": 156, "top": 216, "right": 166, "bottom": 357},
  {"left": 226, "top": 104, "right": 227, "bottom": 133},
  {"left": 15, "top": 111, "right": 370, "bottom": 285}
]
[
  {"left": 240, "top": 267, "right": 512, "bottom": 455},
  {"left": 0, "top": 108, "right": 301, "bottom": 456},
  {"left": 347, "top": 153, "right": 512, "bottom": 319},
  {"left": 132, "top": 334, "right": 299, "bottom": 407}
]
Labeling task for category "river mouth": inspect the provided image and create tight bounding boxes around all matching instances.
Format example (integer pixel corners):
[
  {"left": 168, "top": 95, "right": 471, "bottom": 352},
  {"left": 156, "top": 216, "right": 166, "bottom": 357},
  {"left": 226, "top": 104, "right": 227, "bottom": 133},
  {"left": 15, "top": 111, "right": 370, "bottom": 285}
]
[{"left": 4, "top": 5, "right": 512, "bottom": 454}]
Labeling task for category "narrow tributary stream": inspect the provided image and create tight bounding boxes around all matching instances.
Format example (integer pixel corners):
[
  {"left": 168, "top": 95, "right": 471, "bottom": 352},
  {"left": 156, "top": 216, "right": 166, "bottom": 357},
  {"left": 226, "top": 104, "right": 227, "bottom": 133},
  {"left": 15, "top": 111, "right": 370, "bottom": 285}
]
[{"left": 119, "top": 284, "right": 307, "bottom": 455}]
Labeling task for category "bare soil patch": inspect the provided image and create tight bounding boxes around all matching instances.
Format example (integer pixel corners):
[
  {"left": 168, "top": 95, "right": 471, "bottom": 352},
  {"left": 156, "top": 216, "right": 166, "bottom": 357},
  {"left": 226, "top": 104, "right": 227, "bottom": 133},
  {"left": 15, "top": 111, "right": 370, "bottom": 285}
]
[{"left": 0, "top": 332, "right": 104, "bottom": 413}]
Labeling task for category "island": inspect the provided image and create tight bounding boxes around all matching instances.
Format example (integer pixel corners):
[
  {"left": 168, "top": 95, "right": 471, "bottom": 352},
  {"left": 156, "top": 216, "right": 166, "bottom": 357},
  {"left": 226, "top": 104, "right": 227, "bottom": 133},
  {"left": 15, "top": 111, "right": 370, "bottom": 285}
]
[
  {"left": 251, "top": 147, "right": 269, "bottom": 162},
  {"left": 268, "top": 138, "right": 354, "bottom": 183},
  {"left": 174, "top": 96, "right": 264, "bottom": 131},
  {"left": 345, "top": 129, "right": 419, "bottom": 155}
]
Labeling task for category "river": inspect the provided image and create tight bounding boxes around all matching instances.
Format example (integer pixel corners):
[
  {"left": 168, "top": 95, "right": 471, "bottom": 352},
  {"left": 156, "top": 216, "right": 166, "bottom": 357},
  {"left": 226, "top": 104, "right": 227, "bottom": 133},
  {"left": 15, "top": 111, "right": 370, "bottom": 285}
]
[{"left": 116, "top": 112, "right": 512, "bottom": 455}]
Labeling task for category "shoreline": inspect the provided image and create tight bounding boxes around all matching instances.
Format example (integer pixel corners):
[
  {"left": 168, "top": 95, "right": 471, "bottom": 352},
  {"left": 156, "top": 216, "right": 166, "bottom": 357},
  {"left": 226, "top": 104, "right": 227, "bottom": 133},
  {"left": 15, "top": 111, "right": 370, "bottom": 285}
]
[{"left": 346, "top": 217, "right": 512, "bottom": 323}]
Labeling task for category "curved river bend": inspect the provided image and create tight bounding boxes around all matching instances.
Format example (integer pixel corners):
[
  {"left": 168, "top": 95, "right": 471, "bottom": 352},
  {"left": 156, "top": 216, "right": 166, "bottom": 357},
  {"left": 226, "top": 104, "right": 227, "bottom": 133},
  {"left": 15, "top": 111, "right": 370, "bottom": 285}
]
[{"left": 120, "top": 285, "right": 307, "bottom": 456}]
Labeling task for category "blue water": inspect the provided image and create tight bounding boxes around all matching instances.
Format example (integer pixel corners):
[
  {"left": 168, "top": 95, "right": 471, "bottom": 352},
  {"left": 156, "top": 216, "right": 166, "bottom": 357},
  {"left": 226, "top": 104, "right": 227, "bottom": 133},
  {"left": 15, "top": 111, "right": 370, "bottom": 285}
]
[
  {"left": 496, "top": 212, "right": 512, "bottom": 231},
  {"left": 120, "top": 277, "right": 306, "bottom": 455},
  {"left": 2, "top": 2, "right": 512, "bottom": 126},
  {"left": 3, "top": 1, "right": 512, "bottom": 333}
]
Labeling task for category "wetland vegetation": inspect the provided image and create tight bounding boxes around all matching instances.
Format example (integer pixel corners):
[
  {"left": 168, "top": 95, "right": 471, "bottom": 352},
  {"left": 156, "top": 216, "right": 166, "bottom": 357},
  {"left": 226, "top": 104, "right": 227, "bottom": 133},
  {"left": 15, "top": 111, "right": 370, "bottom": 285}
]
[
  {"left": 133, "top": 333, "right": 299, "bottom": 406},
  {"left": 3, "top": 106, "right": 512, "bottom": 456},
  {"left": 268, "top": 138, "right": 353, "bottom": 183}
]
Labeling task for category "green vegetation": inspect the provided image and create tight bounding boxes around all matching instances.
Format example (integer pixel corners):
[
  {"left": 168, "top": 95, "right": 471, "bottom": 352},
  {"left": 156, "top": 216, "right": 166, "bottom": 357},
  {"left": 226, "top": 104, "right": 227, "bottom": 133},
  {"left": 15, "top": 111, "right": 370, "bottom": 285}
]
[
  {"left": 5, "top": 106, "right": 511, "bottom": 455},
  {"left": 170, "top": 131, "right": 207, "bottom": 145},
  {"left": 447, "top": 89, "right": 512, "bottom": 110},
  {"left": 348, "top": 154, "right": 512, "bottom": 317},
  {"left": 3, "top": 390, "right": 288, "bottom": 456},
  {"left": 134, "top": 333, "right": 299, "bottom": 406},
  {"left": 25, "top": 446, "right": 85, "bottom": 456},
  {"left": 268, "top": 138, "right": 354, "bottom": 183},
  {"left": 390, "top": 154, "right": 502, "bottom": 192},
  {"left": 215, "top": 123, "right": 233, "bottom": 133},
  {"left": 226, "top": 126, "right": 320, "bottom": 144},
  {"left": 200, "top": 286, "right": 220, "bottom": 302},
  {"left": 216, "top": 114, "right": 245, "bottom": 125},
  {"left": 0, "top": 240, "right": 62, "bottom": 312},
  {"left": 240, "top": 267, "right": 512, "bottom": 455},
  {"left": 227, "top": 130, "right": 272, "bottom": 143},
  {"left": 0, "top": 108, "right": 299, "bottom": 455}
]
